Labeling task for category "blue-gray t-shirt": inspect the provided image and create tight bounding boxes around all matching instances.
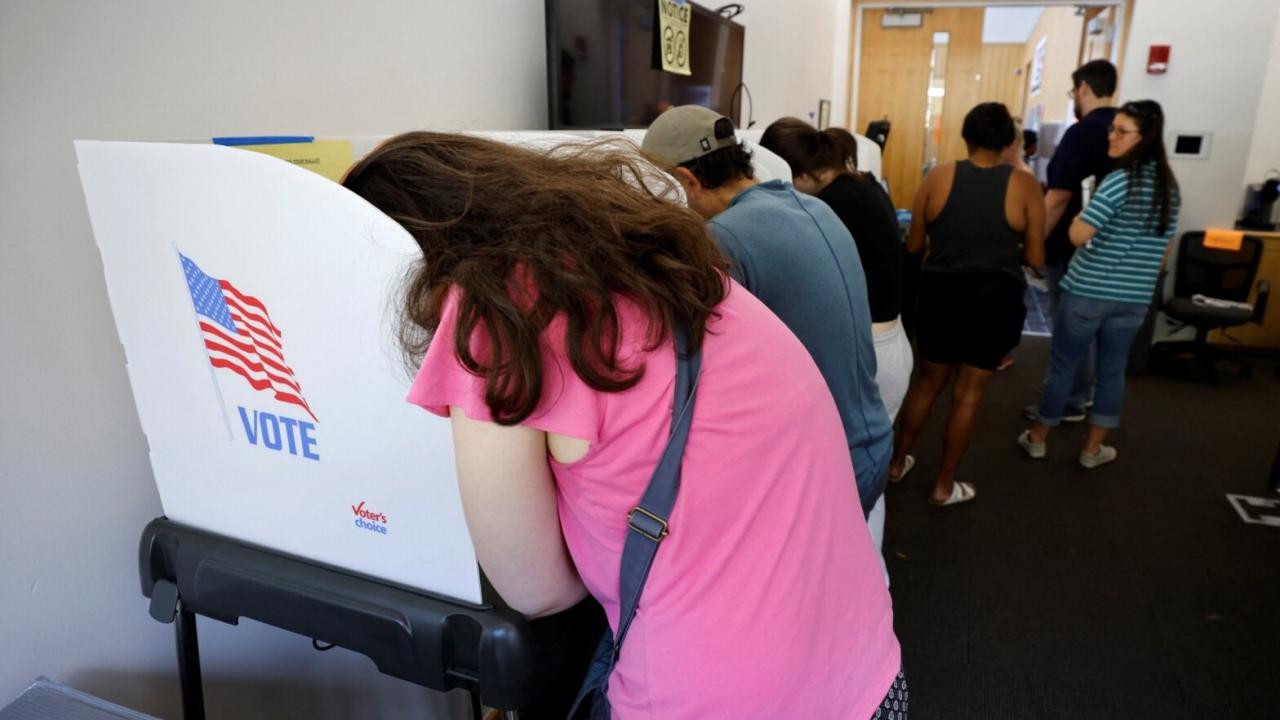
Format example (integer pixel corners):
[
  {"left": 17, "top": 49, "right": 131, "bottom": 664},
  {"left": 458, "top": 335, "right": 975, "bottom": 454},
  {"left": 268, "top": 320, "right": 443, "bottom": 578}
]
[{"left": 709, "top": 180, "right": 892, "bottom": 513}]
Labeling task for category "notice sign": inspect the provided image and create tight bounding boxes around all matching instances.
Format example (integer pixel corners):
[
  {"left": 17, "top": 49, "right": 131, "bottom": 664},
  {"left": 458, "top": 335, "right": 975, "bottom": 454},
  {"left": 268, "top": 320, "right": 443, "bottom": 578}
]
[{"left": 657, "top": 0, "right": 692, "bottom": 76}]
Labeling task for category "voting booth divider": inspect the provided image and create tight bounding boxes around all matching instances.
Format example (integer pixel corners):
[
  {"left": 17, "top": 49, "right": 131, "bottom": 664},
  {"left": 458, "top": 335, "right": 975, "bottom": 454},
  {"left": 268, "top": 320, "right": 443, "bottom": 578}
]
[
  {"left": 76, "top": 134, "right": 626, "bottom": 719},
  {"left": 75, "top": 131, "right": 799, "bottom": 718}
]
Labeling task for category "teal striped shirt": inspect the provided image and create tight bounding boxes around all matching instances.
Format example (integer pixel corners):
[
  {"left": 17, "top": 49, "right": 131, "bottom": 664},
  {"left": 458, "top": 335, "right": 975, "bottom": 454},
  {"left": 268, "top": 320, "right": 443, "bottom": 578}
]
[{"left": 1061, "top": 163, "right": 1180, "bottom": 304}]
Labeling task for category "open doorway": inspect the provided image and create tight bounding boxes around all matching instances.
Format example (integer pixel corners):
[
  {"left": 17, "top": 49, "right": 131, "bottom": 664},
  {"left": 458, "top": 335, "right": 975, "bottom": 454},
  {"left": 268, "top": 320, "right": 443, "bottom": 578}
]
[{"left": 850, "top": 2, "right": 1131, "bottom": 209}]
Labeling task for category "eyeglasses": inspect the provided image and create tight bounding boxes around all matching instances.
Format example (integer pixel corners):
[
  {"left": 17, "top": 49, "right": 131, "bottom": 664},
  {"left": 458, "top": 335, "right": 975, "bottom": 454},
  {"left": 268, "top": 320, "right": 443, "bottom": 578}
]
[
  {"left": 1067, "top": 88, "right": 1077, "bottom": 99},
  {"left": 1107, "top": 125, "right": 1139, "bottom": 137}
]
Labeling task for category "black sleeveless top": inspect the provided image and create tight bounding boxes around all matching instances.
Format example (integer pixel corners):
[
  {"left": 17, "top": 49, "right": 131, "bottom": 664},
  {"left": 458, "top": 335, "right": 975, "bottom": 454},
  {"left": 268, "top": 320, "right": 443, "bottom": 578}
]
[{"left": 925, "top": 161, "right": 1023, "bottom": 276}]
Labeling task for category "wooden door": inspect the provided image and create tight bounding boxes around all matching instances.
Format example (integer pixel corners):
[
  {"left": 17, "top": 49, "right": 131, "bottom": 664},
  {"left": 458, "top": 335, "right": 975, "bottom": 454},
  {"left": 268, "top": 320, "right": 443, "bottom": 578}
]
[
  {"left": 856, "top": 7, "right": 984, "bottom": 209},
  {"left": 978, "top": 44, "right": 1030, "bottom": 123}
]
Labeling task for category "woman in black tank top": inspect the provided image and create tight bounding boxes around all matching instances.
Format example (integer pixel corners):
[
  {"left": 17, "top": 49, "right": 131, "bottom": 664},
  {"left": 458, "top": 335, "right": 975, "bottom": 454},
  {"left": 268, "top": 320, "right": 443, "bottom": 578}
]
[
  {"left": 925, "top": 160, "right": 1025, "bottom": 275},
  {"left": 886, "top": 103, "right": 1045, "bottom": 507}
]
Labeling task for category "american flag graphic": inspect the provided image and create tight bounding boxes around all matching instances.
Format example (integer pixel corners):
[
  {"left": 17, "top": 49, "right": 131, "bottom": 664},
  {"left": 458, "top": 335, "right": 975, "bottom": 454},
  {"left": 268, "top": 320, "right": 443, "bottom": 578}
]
[{"left": 179, "top": 253, "right": 317, "bottom": 421}]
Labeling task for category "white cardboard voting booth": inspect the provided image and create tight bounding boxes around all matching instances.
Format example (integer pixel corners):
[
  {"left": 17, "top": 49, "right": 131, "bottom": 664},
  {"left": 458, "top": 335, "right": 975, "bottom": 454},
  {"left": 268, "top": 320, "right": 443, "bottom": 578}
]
[
  {"left": 76, "top": 130, "right": 788, "bottom": 717},
  {"left": 76, "top": 128, "right": 794, "bottom": 610},
  {"left": 77, "top": 139, "right": 482, "bottom": 604}
]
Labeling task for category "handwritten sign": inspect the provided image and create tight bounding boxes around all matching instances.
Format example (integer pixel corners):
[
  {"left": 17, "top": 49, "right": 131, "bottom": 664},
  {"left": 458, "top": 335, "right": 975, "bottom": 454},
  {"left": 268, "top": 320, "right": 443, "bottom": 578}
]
[{"left": 657, "top": 0, "right": 692, "bottom": 76}]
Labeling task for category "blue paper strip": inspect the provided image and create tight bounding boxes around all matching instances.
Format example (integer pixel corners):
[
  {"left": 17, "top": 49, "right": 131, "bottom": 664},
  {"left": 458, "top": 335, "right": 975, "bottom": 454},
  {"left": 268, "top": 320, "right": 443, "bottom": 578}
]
[{"left": 212, "top": 136, "right": 314, "bottom": 147}]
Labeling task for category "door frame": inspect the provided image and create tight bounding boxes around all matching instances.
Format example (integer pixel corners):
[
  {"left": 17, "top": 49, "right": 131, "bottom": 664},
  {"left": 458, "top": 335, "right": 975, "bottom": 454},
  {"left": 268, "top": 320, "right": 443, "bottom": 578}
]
[{"left": 846, "top": 0, "right": 1131, "bottom": 130}]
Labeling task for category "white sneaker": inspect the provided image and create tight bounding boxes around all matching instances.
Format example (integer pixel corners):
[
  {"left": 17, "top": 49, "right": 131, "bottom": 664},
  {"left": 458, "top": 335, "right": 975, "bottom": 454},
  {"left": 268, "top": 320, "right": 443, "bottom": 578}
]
[
  {"left": 1079, "top": 445, "right": 1117, "bottom": 469},
  {"left": 1017, "top": 430, "right": 1046, "bottom": 459}
]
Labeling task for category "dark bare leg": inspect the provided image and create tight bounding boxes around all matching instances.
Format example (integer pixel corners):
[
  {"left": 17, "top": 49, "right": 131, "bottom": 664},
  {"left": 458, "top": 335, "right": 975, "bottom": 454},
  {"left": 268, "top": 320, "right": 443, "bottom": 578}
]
[
  {"left": 889, "top": 360, "right": 953, "bottom": 478},
  {"left": 931, "top": 364, "right": 994, "bottom": 503}
]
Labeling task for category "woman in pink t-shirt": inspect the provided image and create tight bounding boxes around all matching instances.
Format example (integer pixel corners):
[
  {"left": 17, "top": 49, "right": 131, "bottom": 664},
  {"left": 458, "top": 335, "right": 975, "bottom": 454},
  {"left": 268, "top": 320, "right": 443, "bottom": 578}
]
[{"left": 342, "top": 132, "right": 904, "bottom": 719}]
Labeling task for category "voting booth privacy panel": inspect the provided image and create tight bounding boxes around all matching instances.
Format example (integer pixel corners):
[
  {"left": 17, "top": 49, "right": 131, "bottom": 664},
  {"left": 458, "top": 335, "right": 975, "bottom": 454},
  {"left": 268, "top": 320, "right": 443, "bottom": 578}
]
[
  {"left": 76, "top": 140, "right": 482, "bottom": 605},
  {"left": 74, "top": 129, "right": 795, "bottom": 608},
  {"left": 74, "top": 131, "right": 795, "bottom": 716}
]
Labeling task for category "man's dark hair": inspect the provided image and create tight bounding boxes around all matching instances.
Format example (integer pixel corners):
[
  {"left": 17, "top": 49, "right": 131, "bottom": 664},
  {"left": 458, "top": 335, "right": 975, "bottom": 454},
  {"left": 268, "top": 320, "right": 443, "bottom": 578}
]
[
  {"left": 961, "top": 102, "right": 1015, "bottom": 152},
  {"left": 1072, "top": 60, "right": 1117, "bottom": 98},
  {"left": 680, "top": 142, "right": 755, "bottom": 190},
  {"left": 1023, "top": 128, "right": 1038, "bottom": 149}
]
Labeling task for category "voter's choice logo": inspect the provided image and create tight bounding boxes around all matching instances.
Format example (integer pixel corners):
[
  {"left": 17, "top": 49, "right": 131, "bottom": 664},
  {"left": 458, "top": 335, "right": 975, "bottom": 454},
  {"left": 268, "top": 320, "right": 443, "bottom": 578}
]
[
  {"left": 179, "top": 252, "right": 319, "bottom": 461},
  {"left": 352, "top": 501, "right": 390, "bottom": 536}
]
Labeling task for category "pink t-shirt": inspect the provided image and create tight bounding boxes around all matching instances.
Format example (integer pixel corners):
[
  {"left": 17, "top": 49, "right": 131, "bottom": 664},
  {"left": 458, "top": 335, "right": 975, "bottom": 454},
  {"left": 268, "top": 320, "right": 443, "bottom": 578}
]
[{"left": 409, "top": 281, "right": 900, "bottom": 719}]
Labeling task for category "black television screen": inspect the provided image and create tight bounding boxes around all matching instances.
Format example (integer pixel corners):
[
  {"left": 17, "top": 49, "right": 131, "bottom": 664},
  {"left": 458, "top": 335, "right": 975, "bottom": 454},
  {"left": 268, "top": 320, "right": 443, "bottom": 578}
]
[{"left": 546, "top": 0, "right": 745, "bottom": 129}]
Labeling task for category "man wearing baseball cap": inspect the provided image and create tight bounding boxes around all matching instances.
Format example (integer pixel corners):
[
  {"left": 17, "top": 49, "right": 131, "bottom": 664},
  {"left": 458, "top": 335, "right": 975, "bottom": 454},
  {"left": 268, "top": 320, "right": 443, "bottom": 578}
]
[{"left": 643, "top": 105, "right": 893, "bottom": 524}]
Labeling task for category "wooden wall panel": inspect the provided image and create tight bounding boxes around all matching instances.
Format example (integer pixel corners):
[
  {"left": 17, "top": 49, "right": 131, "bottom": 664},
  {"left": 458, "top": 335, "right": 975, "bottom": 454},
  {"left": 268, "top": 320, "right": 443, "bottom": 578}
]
[
  {"left": 1022, "top": 6, "right": 1086, "bottom": 125},
  {"left": 978, "top": 44, "right": 1029, "bottom": 119},
  {"left": 936, "top": 10, "right": 986, "bottom": 168}
]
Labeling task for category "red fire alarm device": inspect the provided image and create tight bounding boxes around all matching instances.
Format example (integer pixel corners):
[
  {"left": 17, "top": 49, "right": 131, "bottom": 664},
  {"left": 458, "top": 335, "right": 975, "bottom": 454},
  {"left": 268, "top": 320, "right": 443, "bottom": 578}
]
[{"left": 1147, "top": 45, "right": 1170, "bottom": 74}]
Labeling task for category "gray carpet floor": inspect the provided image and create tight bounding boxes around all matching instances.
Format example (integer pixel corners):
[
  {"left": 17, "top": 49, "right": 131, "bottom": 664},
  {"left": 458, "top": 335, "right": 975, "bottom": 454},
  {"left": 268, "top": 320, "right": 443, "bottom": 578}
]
[{"left": 883, "top": 337, "right": 1280, "bottom": 719}]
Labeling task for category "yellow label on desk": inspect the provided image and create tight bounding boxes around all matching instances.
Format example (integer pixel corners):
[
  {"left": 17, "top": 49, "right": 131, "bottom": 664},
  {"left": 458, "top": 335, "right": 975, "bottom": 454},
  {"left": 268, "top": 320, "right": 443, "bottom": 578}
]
[
  {"left": 237, "top": 140, "right": 354, "bottom": 183},
  {"left": 1204, "top": 228, "right": 1244, "bottom": 251}
]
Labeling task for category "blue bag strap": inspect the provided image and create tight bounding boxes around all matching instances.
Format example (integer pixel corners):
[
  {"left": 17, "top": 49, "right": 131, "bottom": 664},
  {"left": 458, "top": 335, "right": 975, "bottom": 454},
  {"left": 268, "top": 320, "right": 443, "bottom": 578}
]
[
  {"left": 612, "top": 323, "right": 701, "bottom": 657},
  {"left": 564, "top": 324, "right": 701, "bottom": 719}
]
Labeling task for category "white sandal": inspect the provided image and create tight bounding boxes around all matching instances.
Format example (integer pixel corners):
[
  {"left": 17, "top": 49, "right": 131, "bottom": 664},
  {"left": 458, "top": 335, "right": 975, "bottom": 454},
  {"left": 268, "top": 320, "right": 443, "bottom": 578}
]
[
  {"left": 888, "top": 455, "right": 915, "bottom": 483},
  {"left": 930, "top": 481, "right": 976, "bottom": 507}
]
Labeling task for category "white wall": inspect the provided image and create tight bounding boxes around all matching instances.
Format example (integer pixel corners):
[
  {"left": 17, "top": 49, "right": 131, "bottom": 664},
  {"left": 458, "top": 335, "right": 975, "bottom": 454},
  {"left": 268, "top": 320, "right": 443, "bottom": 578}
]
[
  {"left": 1245, "top": 10, "right": 1280, "bottom": 187},
  {"left": 737, "top": 1, "right": 841, "bottom": 128},
  {"left": 1118, "top": 0, "right": 1280, "bottom": 231},
  {"left": 0, "top": 1, "right": 546, "bottom": 717},
  {"left": 833, "top": 0, "right": 855, "bottom": 130},
  {"left": 982, "top": 6, "right": 1044, "bottom": 44}
]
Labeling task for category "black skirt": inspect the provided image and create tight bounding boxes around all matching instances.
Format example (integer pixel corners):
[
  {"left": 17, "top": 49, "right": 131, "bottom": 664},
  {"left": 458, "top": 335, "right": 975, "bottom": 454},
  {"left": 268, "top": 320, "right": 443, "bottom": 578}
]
[{"left": 915, "top": 269, "right": 1026, "bottom": 371}]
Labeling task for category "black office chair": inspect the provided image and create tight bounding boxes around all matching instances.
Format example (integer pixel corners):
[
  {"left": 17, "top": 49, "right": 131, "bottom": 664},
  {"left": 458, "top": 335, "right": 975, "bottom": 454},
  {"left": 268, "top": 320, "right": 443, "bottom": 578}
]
[
  {"left": 1158, "top": 231, "right": 1270, "bottom": 378},
  {"left": 865, "top": 118, "right": 891, "bottom": 151}
]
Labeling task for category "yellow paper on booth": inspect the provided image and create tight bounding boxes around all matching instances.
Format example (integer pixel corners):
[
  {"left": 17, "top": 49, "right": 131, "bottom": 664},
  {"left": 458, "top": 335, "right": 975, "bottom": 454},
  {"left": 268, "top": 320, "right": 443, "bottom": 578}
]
[
  {"left": 237, "top": 140, "right": 354, "bottom": 183},
  {"left": 657, "top": 0, "right": 692, "bottom": 76}
]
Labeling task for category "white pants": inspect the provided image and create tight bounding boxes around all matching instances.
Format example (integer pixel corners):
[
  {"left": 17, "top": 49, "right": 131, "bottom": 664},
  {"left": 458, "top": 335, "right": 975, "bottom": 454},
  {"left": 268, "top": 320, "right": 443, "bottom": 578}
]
[
  {"left": 868, "top": 318, "right": 913, "bottom": 583},
  {"left": 872, "top": 317, "right": 913, "bottom": 423}
]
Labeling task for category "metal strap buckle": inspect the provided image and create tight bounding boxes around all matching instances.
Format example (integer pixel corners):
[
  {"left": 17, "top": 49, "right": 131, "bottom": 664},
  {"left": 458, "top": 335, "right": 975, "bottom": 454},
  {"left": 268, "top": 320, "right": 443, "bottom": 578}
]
[{"left": 627, "top": 506, "right": 669, "bottom": 542}]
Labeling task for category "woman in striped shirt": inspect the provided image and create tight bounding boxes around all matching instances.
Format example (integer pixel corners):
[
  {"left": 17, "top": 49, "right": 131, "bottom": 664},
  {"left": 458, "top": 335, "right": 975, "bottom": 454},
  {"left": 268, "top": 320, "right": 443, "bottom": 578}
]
[{"left": 1018, "top": 100, "right": 1180, "bottom": 469}]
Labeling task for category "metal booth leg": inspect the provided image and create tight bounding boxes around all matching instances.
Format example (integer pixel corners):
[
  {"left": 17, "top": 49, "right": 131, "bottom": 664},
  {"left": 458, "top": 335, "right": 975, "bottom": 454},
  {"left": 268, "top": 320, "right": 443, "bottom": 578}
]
[{"left": 175, "top": 603, "right": 206, "bottom": 720}]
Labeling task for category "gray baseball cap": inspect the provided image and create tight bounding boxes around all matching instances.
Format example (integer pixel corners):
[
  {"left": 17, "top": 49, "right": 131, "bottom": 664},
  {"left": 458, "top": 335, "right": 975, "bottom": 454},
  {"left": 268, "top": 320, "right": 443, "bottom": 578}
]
[{"left": 642, "top": 105, "right": 738, "bottom": 166}]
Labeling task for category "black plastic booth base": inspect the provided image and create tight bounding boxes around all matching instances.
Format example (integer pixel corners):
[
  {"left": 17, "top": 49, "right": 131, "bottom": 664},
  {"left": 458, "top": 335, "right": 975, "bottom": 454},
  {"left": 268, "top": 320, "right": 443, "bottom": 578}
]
[{"left": 139, "top": 518, "right": 604, "bottom": 720}]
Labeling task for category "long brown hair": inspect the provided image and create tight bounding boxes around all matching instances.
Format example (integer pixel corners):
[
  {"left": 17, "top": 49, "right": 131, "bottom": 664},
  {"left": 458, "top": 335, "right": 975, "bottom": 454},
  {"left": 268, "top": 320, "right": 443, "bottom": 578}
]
[
  {"left": 342, "top": 132, "right": 728, "bottom": 425},
  {"left": 1112, "top": 100, "right": 1180, "bottom": 236}
]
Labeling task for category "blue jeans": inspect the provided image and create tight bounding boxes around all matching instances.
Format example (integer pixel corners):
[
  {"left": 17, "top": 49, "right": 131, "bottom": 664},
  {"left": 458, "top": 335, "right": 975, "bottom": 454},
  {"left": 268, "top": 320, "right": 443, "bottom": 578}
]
[
  {"left": 1038, "top": 292, "right": 1149, "bottom": 429},
  {"left": 1044, "top": 263, "right": 1093, "bottom": 409}
]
